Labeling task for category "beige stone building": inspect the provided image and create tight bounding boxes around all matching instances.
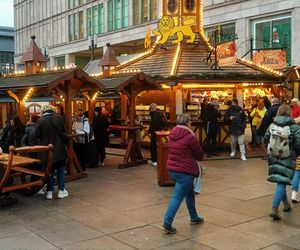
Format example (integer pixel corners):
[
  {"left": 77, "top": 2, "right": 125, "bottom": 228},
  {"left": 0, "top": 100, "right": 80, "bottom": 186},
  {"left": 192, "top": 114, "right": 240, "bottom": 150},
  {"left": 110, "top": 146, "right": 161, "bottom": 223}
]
[{"left": 13, "top": 0, "right": 300, "bottom": 69}]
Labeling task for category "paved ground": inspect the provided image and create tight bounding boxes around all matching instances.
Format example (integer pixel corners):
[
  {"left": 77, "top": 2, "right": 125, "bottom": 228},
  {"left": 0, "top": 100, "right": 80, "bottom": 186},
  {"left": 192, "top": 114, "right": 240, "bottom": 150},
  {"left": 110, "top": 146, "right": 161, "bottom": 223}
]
[{"left": 1, "top": 155, "right": 300, "bottom": 250}]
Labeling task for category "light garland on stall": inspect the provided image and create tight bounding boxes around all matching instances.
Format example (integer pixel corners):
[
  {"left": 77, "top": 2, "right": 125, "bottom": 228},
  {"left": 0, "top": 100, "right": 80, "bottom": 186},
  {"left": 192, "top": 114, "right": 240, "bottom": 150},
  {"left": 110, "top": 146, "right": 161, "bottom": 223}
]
[
  {"left": 22, "top": 87, "right": 33, "bottom": 102},
  {"left": 92, "top": 91, "right": 100, "bottom": 101},
  {"left": 242, "top": 83, "right": 264, "bottom": 87},
  {"left": 182, "top": 84, "right": 235, "bottom": 89},
  {"left": 239, "top": 58, "right": 283, "bottom": 76}
]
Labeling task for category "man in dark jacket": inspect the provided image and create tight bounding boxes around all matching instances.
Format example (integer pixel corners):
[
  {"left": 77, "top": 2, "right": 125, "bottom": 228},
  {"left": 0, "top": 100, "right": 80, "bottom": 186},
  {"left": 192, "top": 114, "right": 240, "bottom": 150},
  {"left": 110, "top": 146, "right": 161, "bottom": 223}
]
[
  {"left": 206, "top": 101, "right": 222, "bottom": 157},
  {"left": 34, "top": 105, "right": 68, "bottom": 200},
  {"left": 257, "top": 98, "right": 280, "bottom": 137},
  {"left": 149, "top": 103, "right": 165, "bottom": 166},
  {"left": 92, "top": 107, "right": 109, "bottom": 167},
  {"left": 224, "top": 99, "right": 247, "bottom": 161}
]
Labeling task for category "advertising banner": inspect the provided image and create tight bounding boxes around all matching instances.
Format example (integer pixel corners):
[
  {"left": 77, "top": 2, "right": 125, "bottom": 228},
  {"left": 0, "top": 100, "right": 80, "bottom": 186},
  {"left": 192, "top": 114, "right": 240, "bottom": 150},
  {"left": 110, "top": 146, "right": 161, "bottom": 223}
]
[
  {"left": 217, "top": 42, "right": 237, "bottom": 66},
  {"left": 253, "top": 50, "right": 286, "bottom": 69}
]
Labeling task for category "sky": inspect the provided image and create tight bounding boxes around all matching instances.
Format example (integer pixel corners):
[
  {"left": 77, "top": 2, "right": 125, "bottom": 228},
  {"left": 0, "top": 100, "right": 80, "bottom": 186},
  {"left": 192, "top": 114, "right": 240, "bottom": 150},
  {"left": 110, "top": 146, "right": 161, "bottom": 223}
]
[{"left": 0, "top": 0, "right": 14, "bottom": 27}]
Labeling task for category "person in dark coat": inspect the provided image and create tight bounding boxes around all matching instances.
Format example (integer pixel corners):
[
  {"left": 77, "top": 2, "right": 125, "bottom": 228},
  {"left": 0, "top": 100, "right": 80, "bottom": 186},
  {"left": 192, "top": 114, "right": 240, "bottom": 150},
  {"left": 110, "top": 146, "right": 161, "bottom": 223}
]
[
  {"left": 5, "top": 115, "right": 25, "bottom": 150},
  {"left": 163, "top": 113, "right": 204, "bottom": 234},
  {"left": 92, "top": 107, "right": 109, "bottom": 167},
  {"left": 263, "top": 96, "right": 271, "bottom": 111},
  {"left": 257, "top": 98, "right": 280, "bottom": 137},
  {"left": 224, "top": 99, "right": 247, "bottom": 161},
  {"left": 34, "top": 105, "right": 68, "bottom": 200},
  {"left": 264, "top": 104, "right": 300, "bottom": 220},
  {"left": 21, "top": 114, "right": 40, "bottom": 146},
  {"left": 149, "top": 103, "right": 165, "bottom": 166},
  {"left": 205, "top": 101, "right": 222, "bottom": 157}
]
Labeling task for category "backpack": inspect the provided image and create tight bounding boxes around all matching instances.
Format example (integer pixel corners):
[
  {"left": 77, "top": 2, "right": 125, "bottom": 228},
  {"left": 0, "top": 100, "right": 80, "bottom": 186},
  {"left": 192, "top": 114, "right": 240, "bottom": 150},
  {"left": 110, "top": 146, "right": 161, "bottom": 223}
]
[
  {"left": 267, "top": 124, "right": 291, "bottom": 158},
  {"left": 83, "top": 120, "right": 94, "bottom": 142}
]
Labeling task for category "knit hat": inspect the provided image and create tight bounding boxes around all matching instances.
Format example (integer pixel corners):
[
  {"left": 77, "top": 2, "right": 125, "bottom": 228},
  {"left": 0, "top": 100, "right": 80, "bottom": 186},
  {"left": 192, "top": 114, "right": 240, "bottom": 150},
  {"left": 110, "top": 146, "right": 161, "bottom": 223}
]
[{"left": 41, "top": 104, "right": 55, "bottom": 114}]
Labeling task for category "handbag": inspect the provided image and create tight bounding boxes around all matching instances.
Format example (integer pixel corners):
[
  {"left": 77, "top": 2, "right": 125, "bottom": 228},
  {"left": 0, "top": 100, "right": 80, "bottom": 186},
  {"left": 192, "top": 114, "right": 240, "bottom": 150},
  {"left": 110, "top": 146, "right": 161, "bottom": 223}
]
[{"left": 194, "top": 161, "right": 204, "bottom": 194}]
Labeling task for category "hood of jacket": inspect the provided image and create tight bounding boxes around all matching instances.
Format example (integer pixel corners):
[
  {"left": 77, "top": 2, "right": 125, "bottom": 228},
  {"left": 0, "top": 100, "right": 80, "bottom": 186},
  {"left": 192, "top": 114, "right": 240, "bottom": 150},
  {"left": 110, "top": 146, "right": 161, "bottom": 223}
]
[
  {"left": 169, "top": 126, "right": 193, "bottom": 142},
  {"left": 274, "top": 116, "right": 295, "bottom": 127}
]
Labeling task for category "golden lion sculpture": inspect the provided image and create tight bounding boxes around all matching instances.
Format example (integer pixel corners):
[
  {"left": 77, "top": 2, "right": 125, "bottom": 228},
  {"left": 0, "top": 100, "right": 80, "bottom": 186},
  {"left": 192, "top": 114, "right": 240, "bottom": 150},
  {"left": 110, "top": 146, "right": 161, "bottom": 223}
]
[{"left": 153, "top": 15, "right": 196, "bottom": 44}]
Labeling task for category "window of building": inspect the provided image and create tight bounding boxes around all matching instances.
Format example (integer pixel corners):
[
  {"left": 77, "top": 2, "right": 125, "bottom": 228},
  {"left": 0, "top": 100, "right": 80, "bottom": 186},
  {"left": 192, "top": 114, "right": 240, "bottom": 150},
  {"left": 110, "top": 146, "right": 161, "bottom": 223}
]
[
  {"left": 133, "top": 0, "right": 158, "bottom": 25},
  {"left": 168, "top": 0, "right": 177, "bottom": 13},
  {"left": 69, "top": 11, "right": 83, "bottom": 41},
  {"left": 99, "top": 4, "right": 104, "bottom": 33},
  {"left": 69, "top": 0, "right": 85, "bottom": 9},
  {"left": 69, "top": 15, "right": 74, "bottom": 41},
  {"left": 92, "top": 6, "right": 98, "bottom": 34},
  {"left": 87, "top": 8, "right": 92, "bottom": 36},
  {"left": 75, "top": 56, "right": 90, "bottom": 69},
  {"left": 251, "top": 14, "right": 291, "bottom": 65},
  {"left": 205, "top": 23, "right": 236, "bottom": 43},
  {"left": 185, "top": 0, "right": 195, "bottom": 12},
  {"left": 107, "top": 0, "right": 129, "bottom": 32},
  {"left": 55, "top": 56, "right": 65, "bottom": 68}
]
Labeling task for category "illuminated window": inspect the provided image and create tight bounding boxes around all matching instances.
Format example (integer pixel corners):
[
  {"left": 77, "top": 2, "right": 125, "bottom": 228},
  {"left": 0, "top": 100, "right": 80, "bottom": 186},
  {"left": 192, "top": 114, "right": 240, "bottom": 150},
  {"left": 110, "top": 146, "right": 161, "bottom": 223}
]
[
  {"left": 168, "top": 0, "right": 177, "bottom": 13},
  {"left": 185, "top": 0, "right": 195, "bottom": 12}
]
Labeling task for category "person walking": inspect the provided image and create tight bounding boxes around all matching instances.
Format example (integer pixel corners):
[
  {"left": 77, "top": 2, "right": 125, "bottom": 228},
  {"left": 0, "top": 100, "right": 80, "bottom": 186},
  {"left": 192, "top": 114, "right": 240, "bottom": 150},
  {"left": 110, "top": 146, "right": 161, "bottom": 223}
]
[
  {"left": 291, "top": 98, "right": 300, "bottom": 123},
  {"left": 250, "top": 99, "right": 267, "bottom": 145},
  {"left": 92, "top": 107, "right": 109, "bottom": 167},
  {"left": 292, "top": 158, "right": 300, "bottom": 203},
  {"left": 264, "top": 104, "right": 300, "bottom": 220},
  {"left": 149, "top": 103, "right": 165, "bottom": 166},
  {"left": 34, "top": 105, "right": 68, "bottom": 200},
  {"left": 162, "top": 113, "right": 204, "bottom": 234},
  {"left": 224, "top": 99, "right": 247, "bottom": 161},
  {"left": 205, "top": 101, "right": 222, "bottom": 157}
]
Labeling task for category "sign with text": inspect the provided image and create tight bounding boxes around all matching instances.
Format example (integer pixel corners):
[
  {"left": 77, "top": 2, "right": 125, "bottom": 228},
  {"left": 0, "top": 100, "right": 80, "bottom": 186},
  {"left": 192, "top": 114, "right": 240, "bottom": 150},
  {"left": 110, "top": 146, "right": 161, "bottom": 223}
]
[
  {"left": 253, "top": 50, "right": 287, "bottom": 70},
  {"left": 217, "top": 42, "right": 237, "bottom": 66}
]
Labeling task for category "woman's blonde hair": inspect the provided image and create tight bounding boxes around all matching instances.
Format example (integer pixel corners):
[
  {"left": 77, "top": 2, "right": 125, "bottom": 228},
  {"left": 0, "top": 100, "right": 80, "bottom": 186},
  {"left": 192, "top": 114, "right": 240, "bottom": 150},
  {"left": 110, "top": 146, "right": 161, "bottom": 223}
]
[
  {"left": 276, "top": 104, "right": 291, "bottom": 117},
  {"left": 176, "top": 113, "right": 191, "bottom": 125}
]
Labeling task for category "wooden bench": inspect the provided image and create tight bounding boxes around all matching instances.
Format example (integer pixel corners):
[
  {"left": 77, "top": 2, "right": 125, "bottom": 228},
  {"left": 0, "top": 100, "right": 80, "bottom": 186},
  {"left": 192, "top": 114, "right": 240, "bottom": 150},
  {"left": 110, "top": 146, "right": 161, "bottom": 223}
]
[{"left": 0, "top": 144, "right": 53, "bottom": 195}]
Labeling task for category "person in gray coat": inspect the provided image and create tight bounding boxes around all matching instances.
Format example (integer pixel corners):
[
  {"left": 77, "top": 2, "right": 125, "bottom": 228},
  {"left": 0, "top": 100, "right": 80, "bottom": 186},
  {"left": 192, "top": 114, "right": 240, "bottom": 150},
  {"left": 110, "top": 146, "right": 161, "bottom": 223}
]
[{"left": 34, "top": 105, "right": 68, "bottom": 200}]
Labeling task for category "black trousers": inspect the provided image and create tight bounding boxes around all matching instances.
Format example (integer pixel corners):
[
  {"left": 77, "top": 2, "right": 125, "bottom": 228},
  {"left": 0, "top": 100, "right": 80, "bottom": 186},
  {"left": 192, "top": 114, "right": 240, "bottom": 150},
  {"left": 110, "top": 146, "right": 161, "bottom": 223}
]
[
  {"left": 150, "top": 134, "right": 157, "bottom": 162},
  {"left": 206, "top": 131, "right": 217, "bottom": 155},
  {"left": 73, "top": 142, "right": 88, "bottom": 171}
]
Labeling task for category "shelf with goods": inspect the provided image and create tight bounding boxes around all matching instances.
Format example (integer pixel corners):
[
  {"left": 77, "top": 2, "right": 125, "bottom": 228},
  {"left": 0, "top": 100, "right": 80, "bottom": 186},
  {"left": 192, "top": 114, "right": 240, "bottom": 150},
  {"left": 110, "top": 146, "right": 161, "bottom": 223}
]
[
  {"left": 184, "top": 102, "right": 200, "bottom": 121},
  {"left": 136, "top": 105, "right": 168, "bottom": 121}
]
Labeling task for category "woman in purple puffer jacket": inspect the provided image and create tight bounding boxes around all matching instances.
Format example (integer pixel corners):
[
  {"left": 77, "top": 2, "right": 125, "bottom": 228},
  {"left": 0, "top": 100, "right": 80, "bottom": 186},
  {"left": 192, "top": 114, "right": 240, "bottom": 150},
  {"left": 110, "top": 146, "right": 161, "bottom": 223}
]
[{"left": 162, "top": 114, "right": 204, "bottom": 234}]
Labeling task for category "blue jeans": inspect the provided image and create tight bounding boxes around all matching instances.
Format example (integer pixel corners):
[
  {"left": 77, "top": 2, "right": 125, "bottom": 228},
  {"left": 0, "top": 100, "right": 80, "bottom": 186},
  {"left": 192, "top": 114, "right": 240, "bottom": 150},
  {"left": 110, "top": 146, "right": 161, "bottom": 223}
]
[
  {"left": 47, "top": 161, "right": 65, "bottom": 192},
  {"left": 164, "top": 171, "right": 198, "bottom": 226},
  {"left": 292, "top": 170, "right": 300, "bottom": 192},
  {"left": 272, "top": 183, "right": 288, "bottom": 208}
]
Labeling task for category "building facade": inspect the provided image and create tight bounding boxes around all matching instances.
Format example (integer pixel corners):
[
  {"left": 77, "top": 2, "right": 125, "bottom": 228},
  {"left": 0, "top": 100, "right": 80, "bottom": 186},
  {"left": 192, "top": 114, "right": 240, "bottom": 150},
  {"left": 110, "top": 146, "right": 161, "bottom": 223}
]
[
  {"left": 0, "top": 27, "right": 14, "bottom": 75},
  {"left": 14, "top": 0, "right": 300, "bottom": 69}
]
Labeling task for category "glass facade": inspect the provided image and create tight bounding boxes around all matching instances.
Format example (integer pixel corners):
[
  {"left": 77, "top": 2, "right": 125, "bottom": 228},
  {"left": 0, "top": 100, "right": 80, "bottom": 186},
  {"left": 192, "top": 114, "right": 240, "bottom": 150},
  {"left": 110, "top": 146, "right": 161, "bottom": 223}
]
[
  {"left": 107, "top": 0, "right": 129, "bottom": 32},
  {"left": 75, "top": 56, "right": 90, "bottom": 69},
  {"left": 251, "top": 14, "right": 291, "bottom": 65},
  {"left": 0, "top": 51, "right": 14, "bottom": 75},
  {"left": 69, "top": 11, "right": 84, "bottom": 41},
  {"left": 87, "top": 4, "right": 104, "bottom": 36},
  {"left": 55, "top": 56, "right": 65, "bottom": 68},
  {"left": 133, "top": 0, "right": 158, "bottom": 25}
]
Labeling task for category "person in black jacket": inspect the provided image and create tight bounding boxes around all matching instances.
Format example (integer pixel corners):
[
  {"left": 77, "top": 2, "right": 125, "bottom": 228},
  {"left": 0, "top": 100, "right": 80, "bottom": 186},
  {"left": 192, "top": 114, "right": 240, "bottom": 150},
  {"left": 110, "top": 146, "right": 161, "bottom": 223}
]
[
  {"left": 21, "top": 114, "right": 40, "bottom": 146},
  {"left": 149, "top": 103, "right": 165, "bottom": 166},
  {"left": 206, "top": 101, "right": 222, "bottom": 157},
  {"left": 224, "top": 99, "right": 247, "bottom": 161},
  {"left": 257, "top": 98, "right": 280, "bottom": 137},
  {"left": 34, "top": 105, "right": 68, "bottom": 200},
  {"left": 6, "top": 115, "right": 25, "bottom": 151},
  {"left": 92, "top": 107, "right": 109, "bottom": 167}
]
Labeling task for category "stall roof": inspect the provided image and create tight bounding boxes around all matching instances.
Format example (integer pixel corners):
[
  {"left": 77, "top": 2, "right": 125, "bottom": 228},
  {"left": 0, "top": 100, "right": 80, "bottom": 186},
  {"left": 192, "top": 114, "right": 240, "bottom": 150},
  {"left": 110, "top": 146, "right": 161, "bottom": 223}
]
[
  {"left": 115, "top": 38, "right": 283, "bottom": 83},
  {"left": 0, "top": 68, "right": 105, "bottom": 91}
]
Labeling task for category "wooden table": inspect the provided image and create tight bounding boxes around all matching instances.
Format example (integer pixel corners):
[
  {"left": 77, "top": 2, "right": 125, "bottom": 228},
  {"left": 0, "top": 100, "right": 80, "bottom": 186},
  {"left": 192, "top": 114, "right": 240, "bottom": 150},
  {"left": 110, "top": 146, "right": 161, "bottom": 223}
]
[
  {"left": 109, "top": 125, "right": 147, "bottom": 168},
  {"left": 0, "top": 145, "right": 53, "bottom": 194}
]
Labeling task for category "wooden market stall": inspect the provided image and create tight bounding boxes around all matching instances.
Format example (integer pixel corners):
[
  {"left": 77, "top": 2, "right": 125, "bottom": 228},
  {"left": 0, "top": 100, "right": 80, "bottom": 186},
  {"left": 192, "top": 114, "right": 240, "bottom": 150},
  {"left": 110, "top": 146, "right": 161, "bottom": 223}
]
[
  {"left": 102, "top": 0, "right": 285, "bottom": 147},
  {"left": 0, "top": 36, "right": 105, "bottom": 181}
]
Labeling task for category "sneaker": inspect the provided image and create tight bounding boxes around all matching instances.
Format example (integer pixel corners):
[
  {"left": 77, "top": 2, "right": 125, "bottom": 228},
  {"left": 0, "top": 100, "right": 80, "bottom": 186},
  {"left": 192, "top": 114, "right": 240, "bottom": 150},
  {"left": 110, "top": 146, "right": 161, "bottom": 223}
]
[
  {"left": 45, "top": 191, "right": 53, "bottom": 200},
  {"left": 190, "top": 217, "right": 204, "bottom": 225},
  {"left": 241, "top": 155, "right": 247, "bottom": 161},
  {"left": 162, "top": 223, "right": 177, "bottom": 234},
  {"left": 291, "top": 190, "right": 299, "bottom": 203},
  {"left": 57, "top": 189, "right": 69, "bottom": 199},
  {"left": 152, "top": 162, "right": 158, "bottom": 166},
  {"left": 270, "top": 207, "right": 281, "bottom": 220},
  {"left": 230, "top": 152, "right": 235, "bottom": 157},
  {"left": 283, "top": 201, "right": 292, "bottom": 212}
]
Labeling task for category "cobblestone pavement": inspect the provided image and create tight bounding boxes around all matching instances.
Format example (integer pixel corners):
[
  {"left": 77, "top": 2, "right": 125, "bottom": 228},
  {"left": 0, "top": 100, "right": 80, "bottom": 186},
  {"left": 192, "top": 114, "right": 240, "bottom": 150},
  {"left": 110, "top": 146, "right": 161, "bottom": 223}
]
[{"left": 1, "top": 156, "right": 300, "bottom": 250}]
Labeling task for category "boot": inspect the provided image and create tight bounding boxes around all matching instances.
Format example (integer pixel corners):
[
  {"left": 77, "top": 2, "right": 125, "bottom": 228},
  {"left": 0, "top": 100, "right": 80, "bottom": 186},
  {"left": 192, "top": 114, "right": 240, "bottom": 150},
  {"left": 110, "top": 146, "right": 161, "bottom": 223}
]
[
  {"left": 291, "top": 190, "right": 299, "bottom": 203},
  {"left": 283, "top": 201, "right": 292, "bottom": 212},
  {"left": 270, "top": 207, "right": 281, "bottom": 220}
]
